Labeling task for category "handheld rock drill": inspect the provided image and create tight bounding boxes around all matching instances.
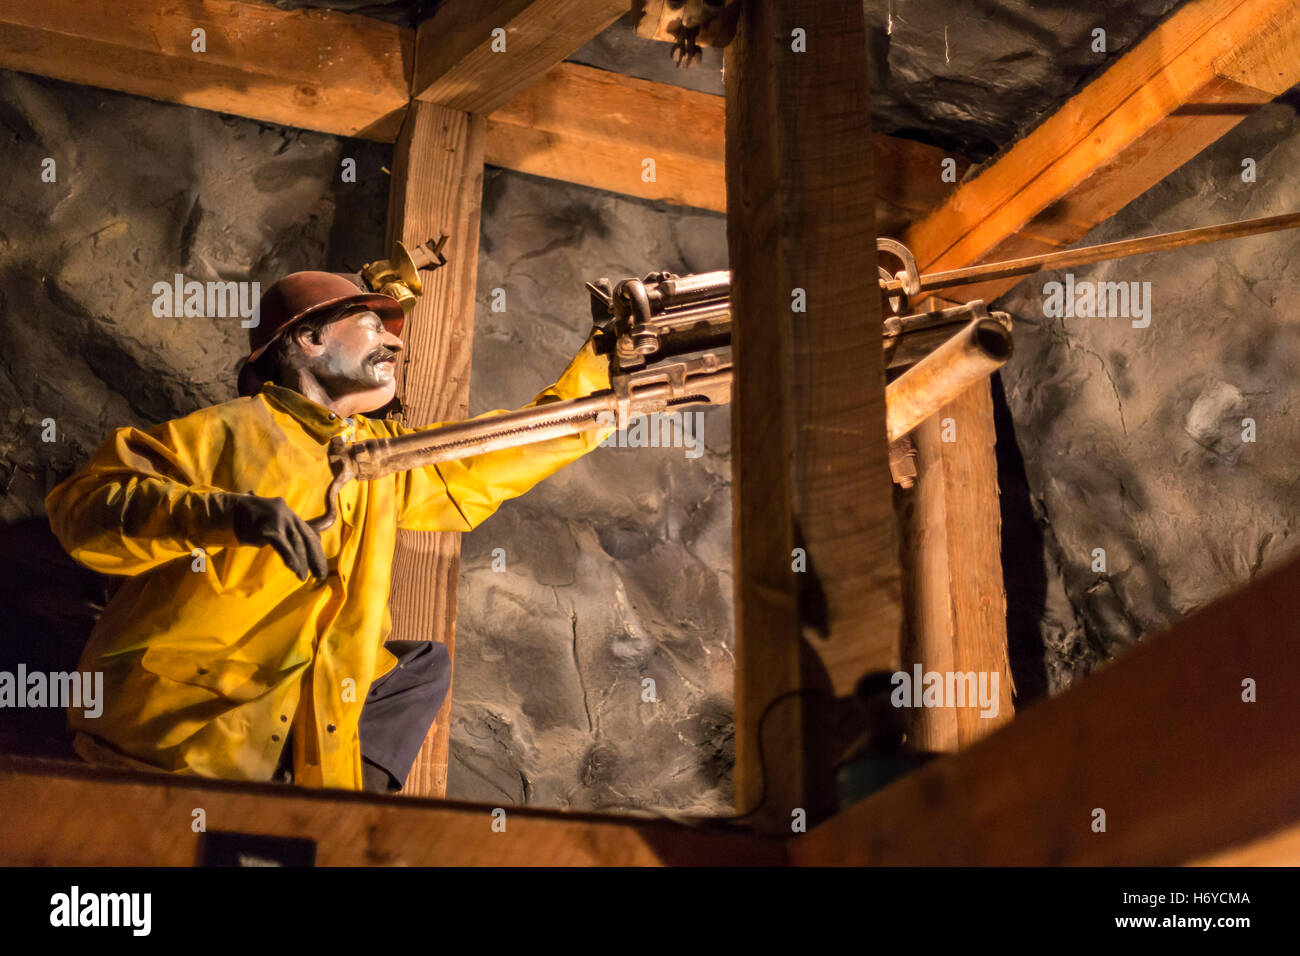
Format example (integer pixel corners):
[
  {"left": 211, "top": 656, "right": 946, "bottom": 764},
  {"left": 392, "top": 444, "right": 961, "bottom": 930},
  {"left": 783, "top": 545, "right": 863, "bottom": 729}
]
[{"left": 306, "top": 211, "right": 1300, "bottom": 533}]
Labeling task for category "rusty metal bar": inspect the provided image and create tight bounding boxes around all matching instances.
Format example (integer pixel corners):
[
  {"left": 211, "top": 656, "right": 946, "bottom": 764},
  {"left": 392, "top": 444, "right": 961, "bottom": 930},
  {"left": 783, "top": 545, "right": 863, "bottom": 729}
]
[{"left": 882, "top": 211, "right": 1300, "bottom": 295}]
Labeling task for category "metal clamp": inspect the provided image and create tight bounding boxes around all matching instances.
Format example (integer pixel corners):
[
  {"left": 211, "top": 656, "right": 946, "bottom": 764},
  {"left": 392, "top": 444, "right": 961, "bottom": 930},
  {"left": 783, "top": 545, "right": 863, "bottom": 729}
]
[{"left": 877, "top": 238, "right": 922, "bottom": 315}]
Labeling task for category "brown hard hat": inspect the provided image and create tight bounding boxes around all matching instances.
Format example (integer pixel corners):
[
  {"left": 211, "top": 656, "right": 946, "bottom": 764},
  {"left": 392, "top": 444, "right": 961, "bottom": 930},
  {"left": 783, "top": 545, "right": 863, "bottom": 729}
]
[{"left": 237, "top": 271, "right": 406, "bottom": 396}]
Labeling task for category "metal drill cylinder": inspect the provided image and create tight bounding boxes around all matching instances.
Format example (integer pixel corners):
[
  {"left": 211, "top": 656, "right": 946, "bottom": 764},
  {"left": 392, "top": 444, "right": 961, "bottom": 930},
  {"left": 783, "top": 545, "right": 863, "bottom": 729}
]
[{"left": 885, "top": 318, "right": 1013, "bottom": 443}]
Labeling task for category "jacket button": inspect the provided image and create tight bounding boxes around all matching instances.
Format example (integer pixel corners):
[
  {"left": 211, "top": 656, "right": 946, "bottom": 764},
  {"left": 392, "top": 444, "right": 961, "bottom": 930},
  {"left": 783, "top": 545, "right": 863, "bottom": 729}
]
[
  {"left": 327, "top": 724, "right": 336, "bottom": 733},
  {"left": 197, "top": 667, "right": 209, "bottom": 675},
  {"left": 280, "top": 714, "right": 288, "bottom": 723},
  {"left": 272, "top": 734, "right": 280, "bottom": 742}
]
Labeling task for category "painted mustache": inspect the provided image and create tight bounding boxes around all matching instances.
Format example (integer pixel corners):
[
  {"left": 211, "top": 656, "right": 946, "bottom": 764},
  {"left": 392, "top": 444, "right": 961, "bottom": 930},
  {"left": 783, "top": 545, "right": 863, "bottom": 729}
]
[{"left": 367, "top": 348, "right": 399, "bottom": 367}]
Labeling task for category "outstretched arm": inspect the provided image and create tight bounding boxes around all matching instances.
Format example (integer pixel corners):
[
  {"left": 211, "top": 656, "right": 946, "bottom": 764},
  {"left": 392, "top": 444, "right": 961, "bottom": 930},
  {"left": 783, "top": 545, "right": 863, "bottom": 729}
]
[{"left": 395, "top": 331, "right": 616, "bottom": 532}]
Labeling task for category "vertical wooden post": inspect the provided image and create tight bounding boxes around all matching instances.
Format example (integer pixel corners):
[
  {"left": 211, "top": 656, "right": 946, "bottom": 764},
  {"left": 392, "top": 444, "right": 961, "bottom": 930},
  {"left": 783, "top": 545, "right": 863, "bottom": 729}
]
[
  {"left": 384, "top": 101, "right": 486, "bottom": 797},
  {"left": 725, "top": 0, "right": 903, "bottom": 829},
  {"left": 900, "top": 373, "right": 1014, "bottom": 752}
]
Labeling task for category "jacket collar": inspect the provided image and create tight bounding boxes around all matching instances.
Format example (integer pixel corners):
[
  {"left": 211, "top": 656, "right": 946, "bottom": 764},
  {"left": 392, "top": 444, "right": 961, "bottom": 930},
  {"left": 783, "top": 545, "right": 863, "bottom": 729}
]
[{"left": 259, "top": 382, "right": 364, "bottom": 442}]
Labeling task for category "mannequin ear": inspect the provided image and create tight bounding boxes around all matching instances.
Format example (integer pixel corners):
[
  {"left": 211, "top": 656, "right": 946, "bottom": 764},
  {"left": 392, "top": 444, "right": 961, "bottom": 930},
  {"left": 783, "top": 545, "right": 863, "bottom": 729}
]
[{"left": 290, "top": 322, "right": 329, "bottom": 357}]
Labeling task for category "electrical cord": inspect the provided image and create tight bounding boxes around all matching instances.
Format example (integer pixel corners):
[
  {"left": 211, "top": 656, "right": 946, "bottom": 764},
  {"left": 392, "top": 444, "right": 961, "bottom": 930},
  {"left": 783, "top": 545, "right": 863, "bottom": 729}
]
[{"left": 605, "top": 686, "right": 839, "bottom": 833}]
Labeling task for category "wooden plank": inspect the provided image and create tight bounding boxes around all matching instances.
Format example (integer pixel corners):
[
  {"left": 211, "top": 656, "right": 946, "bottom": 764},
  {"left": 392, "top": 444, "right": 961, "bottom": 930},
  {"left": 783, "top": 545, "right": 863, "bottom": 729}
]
[
  {"left": 0, "top": 0, "right": 411, "bottom": 141},
  {"left": 898, "top": 376, "right": 1014, "bottom": 753},
  {"left": 790, "top": 551, "right": 1300, "bottom": 865},
  {"left": 485, "top": 61, "right": 724, "bottom": 210},
  {"left": 0, "top": 1, "right": 963, "bottom": 231},
  {"left": 485, "top": 62, "right": 724, "bottom": 209},
  {"left": 484, "top": 62, "right": 965, "bottom": 229},
  {"left": 0, "top": 757, "right": 784, "bottom": 865},
  {"left": 903, "top": 0, "right": 1300, "bottom": 304},
  {"left": 1190, "top": 822, "right": 1300, "bottom": 866},
  {"left": 383, "top": 102, "right": 486, "bottom": 798},
  {"left": 725, "top": 0, "right": 901, "bottom": 828},
  {"left": 413, "top": 0, "right": 626, "bottom": 113}
]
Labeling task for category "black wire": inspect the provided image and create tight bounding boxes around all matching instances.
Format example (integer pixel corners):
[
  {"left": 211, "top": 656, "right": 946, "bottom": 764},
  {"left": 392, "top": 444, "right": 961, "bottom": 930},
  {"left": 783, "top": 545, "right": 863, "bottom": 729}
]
[{"left": 625, "top": 686, "right": 838, "bottom": 832}]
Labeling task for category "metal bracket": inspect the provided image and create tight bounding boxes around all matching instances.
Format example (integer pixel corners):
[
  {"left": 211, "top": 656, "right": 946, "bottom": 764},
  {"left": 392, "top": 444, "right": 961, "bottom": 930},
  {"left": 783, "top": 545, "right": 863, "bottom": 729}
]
[
  {"left": 631, "top": 1, "right": 741, "bottom": 65},
  {"left": 877, "top": 238, "right": 922, "bottom": 316}
]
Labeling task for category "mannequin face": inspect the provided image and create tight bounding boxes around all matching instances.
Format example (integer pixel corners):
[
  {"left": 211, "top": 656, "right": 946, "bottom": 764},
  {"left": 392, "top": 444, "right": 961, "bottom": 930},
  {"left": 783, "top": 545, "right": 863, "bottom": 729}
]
[{"left": 285, "top": 308, "right": 404, "bottom": 415}]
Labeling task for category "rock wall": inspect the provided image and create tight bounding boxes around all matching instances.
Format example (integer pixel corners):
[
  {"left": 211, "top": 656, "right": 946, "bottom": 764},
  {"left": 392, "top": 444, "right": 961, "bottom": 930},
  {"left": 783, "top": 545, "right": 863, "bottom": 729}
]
[
  {"left": 450, "top": 168, "right": 732, "bottom": 811},
  {"left": 0, "top": 71, "right": 388, "bottom": 527},
  {"left": 993, "top": 95, "right": 1300, "bottom": 694},
  {"left": 858, "top": 0, "right": 1184, "bottom": 159}
]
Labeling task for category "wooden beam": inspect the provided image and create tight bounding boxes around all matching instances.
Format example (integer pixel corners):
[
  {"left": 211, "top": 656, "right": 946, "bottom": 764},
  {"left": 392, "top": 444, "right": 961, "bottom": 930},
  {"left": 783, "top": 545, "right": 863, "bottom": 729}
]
[
  {"left": 790, "top": 551, "right": 1300, "bottom": 865},
  {"left": 413, "top": 0, "right": 626, "bottom": 113},
  {"left": 899, "top": 375, "right": 1014, "bottom": 752},
  {"left": 383, "top": 102, "right": 486, "bottom": 798},
  {"left": 0, "top": 0, "right": 412, "bottom": 141},
  {"left": 0, "top": 757, "right": 783, "bottom": 865},
  {"left": 1190, "top": 822, "right": 1300, "bottom": 866},
  {"left": 486, "top": 62, "right": 723, "bottom": 209},
  {"left": 726, "top": 0, "right": 902, "bottom": 828},
  {"left": 904, "top": 0, "right": 1300, "bottom": 303},
  {"left": 484, "top": 62, "right": 965, "bottom": 229},
  {"left": 0, "top": 1, "right": 964, "bottom": 230}
]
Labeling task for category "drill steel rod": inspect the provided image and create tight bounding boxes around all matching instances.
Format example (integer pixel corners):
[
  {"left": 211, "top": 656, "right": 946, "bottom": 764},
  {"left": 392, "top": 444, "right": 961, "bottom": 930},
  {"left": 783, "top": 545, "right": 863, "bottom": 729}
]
[
  {"left": 308, "top": 365, "right": 732, "bottom": 534},
  {"left": 309, "top": 315, "right": 1012, "bottom": 532},
  {"left": 881, "top": 211, "right": 1300, "bottom": 295}
]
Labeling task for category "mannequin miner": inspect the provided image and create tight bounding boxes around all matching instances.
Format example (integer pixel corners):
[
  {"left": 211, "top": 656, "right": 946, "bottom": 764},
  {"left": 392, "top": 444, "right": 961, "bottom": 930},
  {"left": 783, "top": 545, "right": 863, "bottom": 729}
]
[{"left": 44, "top": 271, "right": 615, "bottom": 793}]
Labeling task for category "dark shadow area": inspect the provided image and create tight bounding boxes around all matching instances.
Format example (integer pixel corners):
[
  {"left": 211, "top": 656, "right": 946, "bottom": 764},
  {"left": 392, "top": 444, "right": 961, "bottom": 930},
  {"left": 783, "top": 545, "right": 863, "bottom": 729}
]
[
  {"left": 323, "top": 138, "right": 394, "bottom": 276},
  {"left": 791, "top": 520, "right": 829, "bottom": 641},
  {"left": 989, "top": 371, "right": 1049, "bottom": 706},
  {"left": 0, "top": 517, "right": 111, "bottom": 761},
  {"left": 271, "top": 0, "right": 436, "bottom": 28}
]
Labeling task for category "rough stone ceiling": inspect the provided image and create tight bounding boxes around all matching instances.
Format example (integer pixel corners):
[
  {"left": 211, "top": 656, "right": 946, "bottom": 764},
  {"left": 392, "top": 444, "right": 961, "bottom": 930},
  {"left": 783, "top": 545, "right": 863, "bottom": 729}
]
[{"left": 268, "top": 0, "right": 1186, "bottom": 160}]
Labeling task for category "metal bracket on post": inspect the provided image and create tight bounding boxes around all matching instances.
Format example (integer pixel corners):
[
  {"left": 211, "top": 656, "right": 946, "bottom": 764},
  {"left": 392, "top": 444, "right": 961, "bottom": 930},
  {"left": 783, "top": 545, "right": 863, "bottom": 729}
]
[
  {"left": 877, "top": 238, "right": 922, "bottom": 316},
  {"left": 631, "top": 1, "right": 742, "bottom": 65}
]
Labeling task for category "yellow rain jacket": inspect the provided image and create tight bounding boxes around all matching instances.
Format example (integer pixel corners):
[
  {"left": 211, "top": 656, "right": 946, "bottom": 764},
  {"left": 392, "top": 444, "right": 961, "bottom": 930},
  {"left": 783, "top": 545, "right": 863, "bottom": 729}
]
[{"left": 45, "top": 333, "right": 612, "bottom": 790}]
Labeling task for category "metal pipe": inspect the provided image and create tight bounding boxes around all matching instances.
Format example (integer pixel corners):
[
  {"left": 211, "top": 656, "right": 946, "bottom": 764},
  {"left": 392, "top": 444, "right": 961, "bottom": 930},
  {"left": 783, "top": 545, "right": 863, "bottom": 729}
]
[
  {"left": 881, "top": 210, "right": 1300, "bottom": 295},
  {"left": 885, "top": 318, "right": 1014, "bottom": 442},
  {"left": 882, "top": 301, "right": 1011, "bottom": 369}
]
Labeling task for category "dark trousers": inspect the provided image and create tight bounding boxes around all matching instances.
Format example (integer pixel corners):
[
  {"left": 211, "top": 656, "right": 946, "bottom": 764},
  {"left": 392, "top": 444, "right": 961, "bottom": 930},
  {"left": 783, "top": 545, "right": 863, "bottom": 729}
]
[{"left": 274, "top": 640, "right": 451, "bottom": 792}]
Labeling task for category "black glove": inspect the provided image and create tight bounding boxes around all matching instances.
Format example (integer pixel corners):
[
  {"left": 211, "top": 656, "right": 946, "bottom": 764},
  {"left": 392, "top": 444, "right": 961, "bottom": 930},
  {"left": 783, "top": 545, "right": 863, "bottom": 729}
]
[{"left": 231, "top": 494, "right": 329, "bottom": 582}]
